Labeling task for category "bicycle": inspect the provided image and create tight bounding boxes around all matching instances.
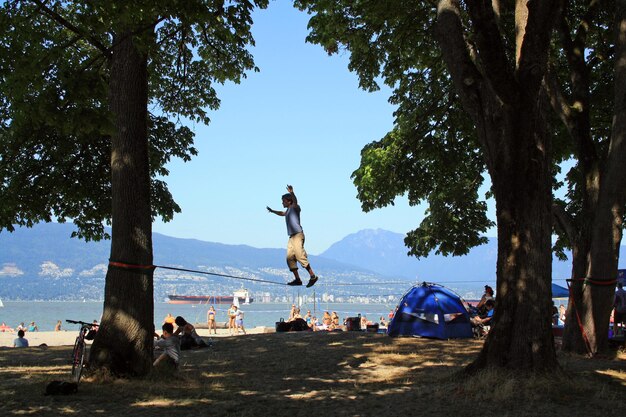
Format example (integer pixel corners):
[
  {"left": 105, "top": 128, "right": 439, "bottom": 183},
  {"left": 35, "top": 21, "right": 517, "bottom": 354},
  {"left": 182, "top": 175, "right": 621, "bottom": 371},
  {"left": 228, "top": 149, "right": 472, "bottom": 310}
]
[{"left": 66, "top": 319, "right": 97, "bottom": 383}]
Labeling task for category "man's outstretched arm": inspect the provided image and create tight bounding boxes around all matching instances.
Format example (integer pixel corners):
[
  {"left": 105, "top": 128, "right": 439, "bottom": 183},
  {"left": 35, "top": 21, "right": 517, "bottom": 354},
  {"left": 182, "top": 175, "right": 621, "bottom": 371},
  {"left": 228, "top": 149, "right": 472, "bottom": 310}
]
[
  {"left": 267, "top": 206, "right": 285, "bottom": 216},
  {"left": 286, "top": 184, "right": 297, "bottom": 205}
]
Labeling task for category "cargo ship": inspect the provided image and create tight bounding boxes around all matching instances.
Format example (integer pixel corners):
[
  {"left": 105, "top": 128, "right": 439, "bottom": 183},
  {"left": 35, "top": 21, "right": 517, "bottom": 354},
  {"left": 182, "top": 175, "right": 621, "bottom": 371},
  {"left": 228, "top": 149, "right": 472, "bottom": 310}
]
[{"left": 167, "top": 288, "right": 253, "bottom": 305}]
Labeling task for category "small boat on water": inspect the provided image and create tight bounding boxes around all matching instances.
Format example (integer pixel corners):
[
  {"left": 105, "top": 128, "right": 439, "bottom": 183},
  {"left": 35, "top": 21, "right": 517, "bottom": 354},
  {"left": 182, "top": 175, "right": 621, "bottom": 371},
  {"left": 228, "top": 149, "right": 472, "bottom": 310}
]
[
  {"left": 167, "top": 288, "right": 254, "bottom": 305},
  {"left": 0, "top": 298, "right": 4, "bottom": 308}
]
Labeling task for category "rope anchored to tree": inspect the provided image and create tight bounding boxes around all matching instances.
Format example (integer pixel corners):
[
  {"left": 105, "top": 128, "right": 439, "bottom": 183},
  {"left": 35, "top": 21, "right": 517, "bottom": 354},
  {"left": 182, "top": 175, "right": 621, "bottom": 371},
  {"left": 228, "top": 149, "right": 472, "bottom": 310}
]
[{"left": 565, "top": 277, "right": 618, "bottom": 357}]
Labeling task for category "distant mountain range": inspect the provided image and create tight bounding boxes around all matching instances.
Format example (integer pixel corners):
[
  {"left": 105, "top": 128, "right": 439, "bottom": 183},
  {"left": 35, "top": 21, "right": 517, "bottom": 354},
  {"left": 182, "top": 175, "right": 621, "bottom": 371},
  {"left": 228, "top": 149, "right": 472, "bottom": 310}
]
[
  {"left": 1, "top": 223, "right": 622, "bottom": 301},
  {"left": 320, "top": 228, "right": 591, "bottom": 282},
  {"left": 0, "top": 223, "right": 393, "bottom": 301}
]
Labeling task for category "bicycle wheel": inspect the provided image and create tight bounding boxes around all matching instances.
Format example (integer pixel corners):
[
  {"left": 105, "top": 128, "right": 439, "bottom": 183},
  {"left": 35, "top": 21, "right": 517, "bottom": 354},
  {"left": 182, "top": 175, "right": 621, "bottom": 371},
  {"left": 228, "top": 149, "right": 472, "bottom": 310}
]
[{"left": 71, "top": 337, "right": 85, "bottom": 383}]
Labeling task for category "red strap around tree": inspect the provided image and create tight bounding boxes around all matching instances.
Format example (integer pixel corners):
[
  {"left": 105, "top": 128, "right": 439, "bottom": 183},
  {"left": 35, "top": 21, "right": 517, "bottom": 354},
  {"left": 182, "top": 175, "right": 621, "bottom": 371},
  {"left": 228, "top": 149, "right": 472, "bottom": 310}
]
[
  {"left": 108, "top": 260, "right": 156, "bottom": 271},
  {"left": 565, "top": 276, "right": 618, "bottom": 356}
]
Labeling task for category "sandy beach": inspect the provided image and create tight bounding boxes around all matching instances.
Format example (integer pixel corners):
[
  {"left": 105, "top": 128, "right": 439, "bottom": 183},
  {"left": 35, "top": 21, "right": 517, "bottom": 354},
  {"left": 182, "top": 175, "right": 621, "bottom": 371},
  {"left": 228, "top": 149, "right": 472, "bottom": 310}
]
[{"left": 0, "top": 326, "right": 274, "bottom": 347}]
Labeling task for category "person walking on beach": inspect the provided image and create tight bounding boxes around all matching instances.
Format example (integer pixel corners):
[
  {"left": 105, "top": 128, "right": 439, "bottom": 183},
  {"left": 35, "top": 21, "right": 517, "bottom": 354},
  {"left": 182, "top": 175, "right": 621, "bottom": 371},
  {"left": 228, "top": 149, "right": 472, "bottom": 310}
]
[
  {"left": 235, "top": 307, "right": 246, "bottom": 335},
  {"left": 267, "top": 184, "right": 319, "bottom": 287}
]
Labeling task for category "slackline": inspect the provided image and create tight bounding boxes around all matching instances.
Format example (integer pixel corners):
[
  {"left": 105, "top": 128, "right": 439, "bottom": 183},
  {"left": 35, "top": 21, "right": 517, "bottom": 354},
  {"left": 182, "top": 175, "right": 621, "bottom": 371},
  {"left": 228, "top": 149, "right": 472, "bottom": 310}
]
[{"left": 110, "top": 260, "right": 413, "bottom": 287}]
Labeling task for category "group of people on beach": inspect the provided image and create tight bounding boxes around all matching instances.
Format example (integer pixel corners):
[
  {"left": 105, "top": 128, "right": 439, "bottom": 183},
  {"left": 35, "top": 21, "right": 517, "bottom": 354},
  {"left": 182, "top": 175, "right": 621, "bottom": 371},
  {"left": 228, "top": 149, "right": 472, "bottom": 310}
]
[
  {"left": 1, "top": 319, "right": 92, "bottom": 334},
  {"left": 5, "top": 319, "right": 99, "bottom": 347},
  {"left": 469, "top": 285, "right": 496, "bottom": 337},
  {"left": 225, "top": 304, "right": 246, "bottom": 335},
  {"left": 2, "top": 321, "right": 40, "bottom": 333},
  {"left": 552, "top": 303, "right": 567, "bottom": 326},
  {"left": 1, "top": 321, "right": 39, "bottom": 347},
  {"left": 285, "top": 305, "right": 390, "bottom": 332},
  {"left": 467, "top": 281, "right": 626, "bottom": 339}
]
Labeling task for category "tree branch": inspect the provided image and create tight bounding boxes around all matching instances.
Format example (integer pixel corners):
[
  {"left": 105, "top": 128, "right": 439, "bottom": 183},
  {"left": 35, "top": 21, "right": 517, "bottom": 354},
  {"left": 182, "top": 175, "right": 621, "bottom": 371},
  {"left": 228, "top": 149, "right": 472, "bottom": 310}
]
[
  {"left": 553, "top": 0, "right": 598, "bottom": 165},
  {"left": 515, "top": 0, "right": 559, "bottom": 98},
  {"left": 29, "top": 0, "right": 112, "bottom": 59},
  {"left": 436, "top": 0, "right": 499, "bottom": 173},
  {"left": 436, "top": 1, "right": 484, "bottom": 120},
  {"left": 542, "top": 64, "right": 574, "bottom": 137},
  {"left": 552, "top": 201, "right": 577, "bottom": 245},
  {"left": 466, "top": 0, "right": 518, "bottom": 104}
]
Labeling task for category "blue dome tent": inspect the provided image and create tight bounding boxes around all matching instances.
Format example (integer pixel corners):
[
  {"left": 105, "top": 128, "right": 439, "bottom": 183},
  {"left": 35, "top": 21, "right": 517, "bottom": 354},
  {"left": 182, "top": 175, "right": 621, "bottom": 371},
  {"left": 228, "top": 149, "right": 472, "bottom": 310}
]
[
  {"left": 387, "top": 282, "right": 473, "bottom": 339},
  {"left": 551, "top": 283, "right": 569, "bottom": 298}
]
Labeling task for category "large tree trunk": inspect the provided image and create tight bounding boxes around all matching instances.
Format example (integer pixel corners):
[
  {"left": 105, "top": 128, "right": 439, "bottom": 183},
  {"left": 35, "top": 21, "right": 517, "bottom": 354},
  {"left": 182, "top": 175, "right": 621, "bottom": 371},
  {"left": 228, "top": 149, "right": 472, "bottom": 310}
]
[
  {"left": 563, "top": 212, "right": 621, "bottom": 354},
  {"left": 561, "top": 2, "right": 626, "bottom": 355},
  {"left": 89, "top": 29, "right": 154, "bottom": 376},
  {"left": 437, "top": 0, "right": 559, "bottom": 372},
  {"left": 467, "top": 98, "right": 557, "bottom": 372}
]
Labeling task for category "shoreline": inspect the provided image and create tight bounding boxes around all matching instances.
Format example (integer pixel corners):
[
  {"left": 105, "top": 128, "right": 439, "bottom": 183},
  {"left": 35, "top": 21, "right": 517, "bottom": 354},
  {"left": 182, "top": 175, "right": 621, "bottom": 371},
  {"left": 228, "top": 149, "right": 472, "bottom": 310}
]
[{"left": 0, "top": 327, "right": 275, "bottom": 348}]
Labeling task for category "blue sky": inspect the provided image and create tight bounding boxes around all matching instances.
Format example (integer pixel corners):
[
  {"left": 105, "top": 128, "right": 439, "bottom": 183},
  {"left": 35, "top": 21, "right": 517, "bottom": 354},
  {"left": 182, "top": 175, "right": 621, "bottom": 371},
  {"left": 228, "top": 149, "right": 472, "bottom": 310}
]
[{"left": 152, "top": 1, "right": 449, "bottom": 254}]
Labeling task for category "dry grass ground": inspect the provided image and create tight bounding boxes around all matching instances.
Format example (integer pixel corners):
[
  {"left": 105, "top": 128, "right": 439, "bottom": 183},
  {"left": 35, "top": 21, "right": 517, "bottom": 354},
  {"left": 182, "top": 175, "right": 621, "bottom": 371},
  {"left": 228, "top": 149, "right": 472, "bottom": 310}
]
[{"left": 0, "top": 332, "right": 624, "bottom": 416}]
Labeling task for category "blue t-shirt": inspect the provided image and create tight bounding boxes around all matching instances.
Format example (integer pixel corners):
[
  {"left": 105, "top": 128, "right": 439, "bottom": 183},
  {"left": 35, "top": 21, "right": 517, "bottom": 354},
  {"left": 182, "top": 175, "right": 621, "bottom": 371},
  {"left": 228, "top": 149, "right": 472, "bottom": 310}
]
[
  {"left": 285, "top": 206, "right": 303, "bottom": 236},
  {"left": 14, "top": 337, "right": 29, "bottom": 347}
]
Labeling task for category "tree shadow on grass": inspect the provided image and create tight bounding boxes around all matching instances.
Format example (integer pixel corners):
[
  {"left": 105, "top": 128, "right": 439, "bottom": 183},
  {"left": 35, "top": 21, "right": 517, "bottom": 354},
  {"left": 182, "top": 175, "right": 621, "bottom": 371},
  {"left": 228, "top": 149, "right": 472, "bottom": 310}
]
[{"left": 0, "top": 333, "right": 624, "bottom": 416}]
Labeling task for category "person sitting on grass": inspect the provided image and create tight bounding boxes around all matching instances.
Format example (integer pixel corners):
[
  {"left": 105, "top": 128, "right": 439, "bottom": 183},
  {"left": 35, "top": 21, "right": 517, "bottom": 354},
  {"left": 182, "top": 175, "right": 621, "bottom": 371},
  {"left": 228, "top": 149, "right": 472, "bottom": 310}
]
[
  {"left": 154, "top": 322, "right": 180, "bottom": 368},
  {"left": 174, "top": 316, "right": 207, "bottom": 350},
  {"left": 471, "top": 299, "right": 495, "bottom": 337},
  {"left": 13, "top": 329, "right": 29, "bottom": 348}
]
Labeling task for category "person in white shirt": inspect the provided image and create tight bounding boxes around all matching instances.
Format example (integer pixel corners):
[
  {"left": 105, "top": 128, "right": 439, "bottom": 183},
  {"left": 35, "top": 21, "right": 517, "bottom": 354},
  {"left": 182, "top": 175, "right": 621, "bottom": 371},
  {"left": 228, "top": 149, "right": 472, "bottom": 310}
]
[{"left": 154, "top": 322, "right": 180, "bottom": 368}]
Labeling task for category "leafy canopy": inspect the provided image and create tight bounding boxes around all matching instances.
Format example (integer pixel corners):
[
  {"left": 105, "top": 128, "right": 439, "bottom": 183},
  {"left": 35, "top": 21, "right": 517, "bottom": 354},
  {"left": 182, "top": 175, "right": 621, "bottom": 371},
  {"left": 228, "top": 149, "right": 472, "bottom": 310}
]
[
  {"left": 296, "top": 0, "right": 492, "bottom": 257},
  {"left": 296, "top": 1, "right": 617, "bottom": 259},
  {"left": 0, "top": 0, "right": 268, "bottom": 240}
]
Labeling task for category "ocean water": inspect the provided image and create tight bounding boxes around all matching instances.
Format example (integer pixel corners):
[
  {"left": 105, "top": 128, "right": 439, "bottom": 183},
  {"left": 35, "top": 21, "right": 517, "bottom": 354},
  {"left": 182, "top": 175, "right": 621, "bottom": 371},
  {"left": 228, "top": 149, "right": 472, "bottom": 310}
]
[{"left": 0, "top": 300, "right": 398, "bottom": 332}]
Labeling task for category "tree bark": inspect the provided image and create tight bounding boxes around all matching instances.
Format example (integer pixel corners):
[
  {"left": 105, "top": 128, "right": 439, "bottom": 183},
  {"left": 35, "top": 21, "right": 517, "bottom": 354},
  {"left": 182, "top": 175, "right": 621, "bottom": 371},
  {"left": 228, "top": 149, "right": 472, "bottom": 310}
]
[
  {"left": 89, "top": 29, "right": 155, "bottom": 376},
  {"left": 467, "top": 93, "right": 558, "bottom": 373},
  {"left": 437, "top": 0, "right": 559, "bottom": 372},
  {"left": 560, "top": 1, "right": 626, "bottom": 355}
]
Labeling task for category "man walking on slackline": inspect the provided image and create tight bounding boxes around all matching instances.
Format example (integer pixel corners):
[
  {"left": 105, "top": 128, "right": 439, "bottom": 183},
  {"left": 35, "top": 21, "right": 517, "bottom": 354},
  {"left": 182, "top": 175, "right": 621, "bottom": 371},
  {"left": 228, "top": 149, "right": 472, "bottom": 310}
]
[{"left": 267, "top": 184, "right": 319, "bottom": 288}]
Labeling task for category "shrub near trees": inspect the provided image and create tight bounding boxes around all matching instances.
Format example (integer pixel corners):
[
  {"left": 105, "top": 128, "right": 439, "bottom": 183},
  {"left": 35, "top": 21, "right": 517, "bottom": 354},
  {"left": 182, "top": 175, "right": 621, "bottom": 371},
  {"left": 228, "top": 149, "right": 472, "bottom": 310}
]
[{"left": 0, "top": 0, "right": 268, "bottom": 376}]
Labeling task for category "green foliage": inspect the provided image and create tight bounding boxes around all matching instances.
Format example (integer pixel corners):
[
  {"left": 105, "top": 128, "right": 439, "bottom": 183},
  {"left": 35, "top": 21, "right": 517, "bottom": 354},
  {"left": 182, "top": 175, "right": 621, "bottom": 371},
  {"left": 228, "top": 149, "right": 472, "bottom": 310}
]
[
  {"left": 297, "top": 0, "right": 493, "bottom": 257},
  {"left": 297, "top": 0, "right": 619, "bottom": 260},
  {"left": 547, "top": 1, "right": 618, "bottom": 258},
  {"left": 0, "top": 0, "right": 268, "bottom": 240}
]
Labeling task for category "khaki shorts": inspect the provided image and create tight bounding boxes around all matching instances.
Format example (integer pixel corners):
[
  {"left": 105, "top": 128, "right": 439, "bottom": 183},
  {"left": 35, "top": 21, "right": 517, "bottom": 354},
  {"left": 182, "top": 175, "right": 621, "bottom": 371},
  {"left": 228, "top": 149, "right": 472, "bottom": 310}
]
[{"left": 287, "top": 232, "right": 309, "bottom": 270}]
